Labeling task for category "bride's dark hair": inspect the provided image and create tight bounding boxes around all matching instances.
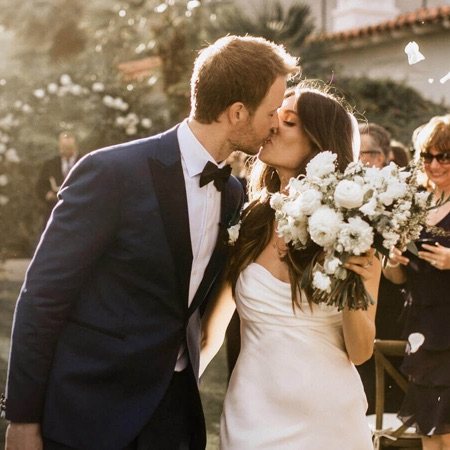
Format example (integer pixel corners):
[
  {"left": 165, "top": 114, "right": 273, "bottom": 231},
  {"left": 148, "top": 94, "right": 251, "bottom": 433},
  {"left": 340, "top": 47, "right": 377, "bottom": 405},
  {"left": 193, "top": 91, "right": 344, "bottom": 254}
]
[{"left": 227, "top": 80, "right": 355, "bottom": 310}]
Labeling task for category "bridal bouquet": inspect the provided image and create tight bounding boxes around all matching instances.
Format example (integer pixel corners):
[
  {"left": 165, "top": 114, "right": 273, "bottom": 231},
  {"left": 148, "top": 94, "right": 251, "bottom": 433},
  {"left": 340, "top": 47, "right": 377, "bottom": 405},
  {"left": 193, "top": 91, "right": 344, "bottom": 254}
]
[{"left": 270, "top": 151, "right": 432, "bottom": 311}]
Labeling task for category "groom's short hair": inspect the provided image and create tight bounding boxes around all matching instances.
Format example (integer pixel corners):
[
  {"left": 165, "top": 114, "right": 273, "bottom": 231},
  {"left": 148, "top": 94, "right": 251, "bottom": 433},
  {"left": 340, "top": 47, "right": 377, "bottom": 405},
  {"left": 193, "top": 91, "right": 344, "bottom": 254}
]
[{"left": 190, "top": 35, "right": 299, "bottom": 124}]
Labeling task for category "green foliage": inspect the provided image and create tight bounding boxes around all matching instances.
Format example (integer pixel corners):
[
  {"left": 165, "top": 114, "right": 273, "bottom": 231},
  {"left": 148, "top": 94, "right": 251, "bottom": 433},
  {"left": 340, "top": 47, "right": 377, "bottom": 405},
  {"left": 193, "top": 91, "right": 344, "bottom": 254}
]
[
  {"left": 0, "top": 0, "right": 447, "bottom": 259},
  {"left": 335, "top": 76, "right": 447, "bottom": 146}
]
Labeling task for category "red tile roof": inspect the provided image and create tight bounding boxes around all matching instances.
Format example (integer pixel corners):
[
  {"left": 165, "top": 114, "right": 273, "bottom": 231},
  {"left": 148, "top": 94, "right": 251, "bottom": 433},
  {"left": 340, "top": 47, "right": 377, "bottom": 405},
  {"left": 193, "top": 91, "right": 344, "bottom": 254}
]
[
  {"left": 315, "top": 5, "right": 450, "bottom": 43},
  {"left": 117, "top": 56, "right": 161, "bottom": 81}
]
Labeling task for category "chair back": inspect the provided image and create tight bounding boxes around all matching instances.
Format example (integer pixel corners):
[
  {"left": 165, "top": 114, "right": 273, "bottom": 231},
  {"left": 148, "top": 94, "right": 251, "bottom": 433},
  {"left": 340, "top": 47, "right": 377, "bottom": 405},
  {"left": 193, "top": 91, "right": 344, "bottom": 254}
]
[{"left": 367, "top": 339, "right": 422, "bottom": 449}]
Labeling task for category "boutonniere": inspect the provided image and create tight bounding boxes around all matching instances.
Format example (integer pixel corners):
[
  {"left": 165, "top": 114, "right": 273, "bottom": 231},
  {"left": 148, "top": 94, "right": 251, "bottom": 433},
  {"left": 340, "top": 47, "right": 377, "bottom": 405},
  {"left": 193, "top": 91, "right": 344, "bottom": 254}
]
[{"left": 227, "top": 221, "right": 241, "bottom": 246}]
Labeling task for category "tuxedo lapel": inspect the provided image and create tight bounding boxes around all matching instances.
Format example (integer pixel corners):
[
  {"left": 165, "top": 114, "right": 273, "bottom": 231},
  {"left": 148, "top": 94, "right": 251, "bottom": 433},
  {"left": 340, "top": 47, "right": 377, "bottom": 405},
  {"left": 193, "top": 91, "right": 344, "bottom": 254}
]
[
  {"left": 148, "top": 129, "right": 192, "bottom": 306},
  {"left": 187, "top": 179, "right": 238, "bottom": 317}
]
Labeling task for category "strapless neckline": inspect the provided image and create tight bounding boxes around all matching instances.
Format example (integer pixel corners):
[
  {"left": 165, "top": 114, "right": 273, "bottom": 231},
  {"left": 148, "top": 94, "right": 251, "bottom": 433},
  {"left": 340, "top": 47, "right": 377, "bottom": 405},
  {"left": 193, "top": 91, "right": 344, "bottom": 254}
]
[{"left": 248, "top": 262, "right": 291, "bottom": 286}]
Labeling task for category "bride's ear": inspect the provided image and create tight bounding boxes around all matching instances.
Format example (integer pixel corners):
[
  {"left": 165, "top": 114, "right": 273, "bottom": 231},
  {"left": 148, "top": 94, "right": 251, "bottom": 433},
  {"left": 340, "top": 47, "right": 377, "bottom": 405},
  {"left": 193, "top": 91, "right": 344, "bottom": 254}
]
[{"left": 228, "top": 102, "right": 249, "bottom": 126}]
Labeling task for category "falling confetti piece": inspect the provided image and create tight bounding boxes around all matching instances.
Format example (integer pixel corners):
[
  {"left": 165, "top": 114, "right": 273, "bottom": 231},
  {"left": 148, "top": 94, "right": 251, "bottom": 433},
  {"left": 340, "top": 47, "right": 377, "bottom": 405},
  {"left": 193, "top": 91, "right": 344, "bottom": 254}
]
[
  {"left": 408, "top": 332, "right": 425, "bottom": 353},
  {"left": 404, "top": 41, "right": 425, "bottom": 65},
  {"left": 440, "top": 71, "right": 450, "bottom": 84}
]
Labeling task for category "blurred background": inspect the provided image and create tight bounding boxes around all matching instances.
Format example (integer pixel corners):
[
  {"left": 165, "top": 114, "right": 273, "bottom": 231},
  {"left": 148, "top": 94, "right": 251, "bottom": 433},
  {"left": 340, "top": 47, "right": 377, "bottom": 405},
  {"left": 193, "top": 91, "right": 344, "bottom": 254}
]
[
  {"left": 0, "top": 0, "right": 449, "bottom": 447},
  {"left": 0, "top": 0, "right": 449, "bottom": 259}
]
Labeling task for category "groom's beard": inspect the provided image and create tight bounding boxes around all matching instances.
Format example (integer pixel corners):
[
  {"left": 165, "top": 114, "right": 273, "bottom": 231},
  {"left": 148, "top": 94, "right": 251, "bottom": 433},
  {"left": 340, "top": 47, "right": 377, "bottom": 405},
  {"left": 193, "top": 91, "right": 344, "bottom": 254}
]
[{"left": 229, "top": 121, "right": 270, "bottom": 156}]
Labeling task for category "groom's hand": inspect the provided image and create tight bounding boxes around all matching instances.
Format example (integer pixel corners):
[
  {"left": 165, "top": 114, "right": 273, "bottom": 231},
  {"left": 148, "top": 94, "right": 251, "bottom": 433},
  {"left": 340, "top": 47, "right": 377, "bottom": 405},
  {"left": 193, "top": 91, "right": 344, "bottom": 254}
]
[{"left": 5, "top": 422, "right": 43, "bottom": 450}]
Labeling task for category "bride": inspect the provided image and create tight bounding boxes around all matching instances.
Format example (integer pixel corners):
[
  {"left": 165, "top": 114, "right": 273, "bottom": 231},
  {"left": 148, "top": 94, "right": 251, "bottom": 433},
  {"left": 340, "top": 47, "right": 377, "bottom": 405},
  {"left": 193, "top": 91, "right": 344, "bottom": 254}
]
[{"left": 200, "top": 81, "right": 381, "bottom": 449}]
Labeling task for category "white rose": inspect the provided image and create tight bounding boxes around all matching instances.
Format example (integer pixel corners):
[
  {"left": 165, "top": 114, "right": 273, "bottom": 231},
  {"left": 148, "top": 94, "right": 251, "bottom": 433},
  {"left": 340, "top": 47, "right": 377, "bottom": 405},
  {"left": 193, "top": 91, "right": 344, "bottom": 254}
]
[
  {"left": 334, "top": 180, "right": 364, "bottom": 209},
  {"left": 270, "top": 192, "right": 285, "bottom": 210},
  {"left": 281, "top": 198, "right": 305, "bottom": 220},
  {"left": 298, "top": 188, "right": 322, "bottom": 215},
  {"left": 306, "top": 151, "right": 337, "bottom": 179},
  {"left": 312, "top": 271, "right": 332, "bottom": 293},
  {"left": 308, "top": 206, "right": 342, "bottom": 249}
]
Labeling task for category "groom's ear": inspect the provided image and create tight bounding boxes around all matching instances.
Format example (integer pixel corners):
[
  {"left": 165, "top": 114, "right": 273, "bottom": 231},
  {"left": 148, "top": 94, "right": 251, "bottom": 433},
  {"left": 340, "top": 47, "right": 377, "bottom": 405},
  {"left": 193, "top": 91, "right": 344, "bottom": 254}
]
[{"left": 228, "top": 102, "right": 249, "bottom": 125}]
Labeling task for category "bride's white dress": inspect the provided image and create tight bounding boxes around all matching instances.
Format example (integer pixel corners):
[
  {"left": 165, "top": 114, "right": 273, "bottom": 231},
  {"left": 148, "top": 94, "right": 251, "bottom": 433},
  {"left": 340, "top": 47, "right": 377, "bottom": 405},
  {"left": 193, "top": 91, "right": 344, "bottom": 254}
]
[{"left": 220, "top": 263, "right": 372, "bottom": 450}]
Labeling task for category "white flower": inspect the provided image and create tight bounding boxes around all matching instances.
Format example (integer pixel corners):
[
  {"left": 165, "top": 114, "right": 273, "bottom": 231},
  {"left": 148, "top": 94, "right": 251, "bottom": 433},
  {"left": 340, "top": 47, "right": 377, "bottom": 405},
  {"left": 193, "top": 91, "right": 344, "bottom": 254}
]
[
  {"left": 47, "top": 83, "right": 58, "bottom": 94},
  {"left": 103, "top": 95, "right": 114, "bottom": 107},
  {"left": 140, "top": 118, "right": 152, "bottom": 129},
  {"left": 33, "top": 89, "right": 46, "bottom": 99},
  {"left": 337, "top": 216, "right": 373, "bottom": 255},
  {"left": 334, "top": 180, "right": 364, "bottom": 209},
  {"left": 0, "top": 194, "right": 9, "bottom": 206},
  {"left": 312, "top": 270, "right": 331, "bottom": 293},
  {"left": 0, "top": 174, "right": 9, "bottom": 186},
  {"left": 60, "top": 74, "right": 73, "bottom": 86},
  {"left": 281, "top": 198, "right": 305, "bottom": 220},
  {"left": 270, "top": 192, "right": 285, "bottom": 210},
  {"left": 277, "top": 216, "right": 309, "bottom": 247},
  {"left": 92, "top": 82, "right": 105, "bottom": 92},
  {"left": 297, "top": 188, "right": 322, "bottom": 215},
  {"left": 306, "top": 151, "right": 337, "bottom": 179},
  {"left": 323, "top": 256, "right": 342, "bottom": 275},
  {"left": 70, "top": 85, "right": 83, "bottom": 96},
  {"left": 308, "top": 206, "right": 342, "bottom": 248},
  {"left": 359, "top": 196, "right": 378, "bottom": 217},
  {"left": 22, "top": 104, "right": 32, "bottom": 114},
  {"left": 228, "top": 222, "right": 241, "bottom": 245},
  {"left": 404, "top": 41, "right": 425, "bottom": 65},
  {"left": 380, "top": 180, "right": 407, "bottom": 205},
  {"left": 4, "top": 148, "right": 20, "bottom": 163}
]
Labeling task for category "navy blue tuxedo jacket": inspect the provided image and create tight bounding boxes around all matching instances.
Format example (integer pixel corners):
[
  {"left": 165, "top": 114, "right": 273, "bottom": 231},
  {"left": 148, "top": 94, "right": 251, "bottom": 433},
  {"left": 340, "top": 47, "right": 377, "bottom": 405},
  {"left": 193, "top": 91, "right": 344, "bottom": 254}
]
[{"left": 4, "top": 125, "right": 244, "bottom": 449}]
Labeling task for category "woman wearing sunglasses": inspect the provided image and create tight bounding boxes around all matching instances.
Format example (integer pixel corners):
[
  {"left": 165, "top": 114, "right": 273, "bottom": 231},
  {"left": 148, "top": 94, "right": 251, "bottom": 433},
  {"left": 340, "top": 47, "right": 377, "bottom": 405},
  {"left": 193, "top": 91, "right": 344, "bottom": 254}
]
[{"left": 384, "top": 114, "right": 450, "bottom": 450}]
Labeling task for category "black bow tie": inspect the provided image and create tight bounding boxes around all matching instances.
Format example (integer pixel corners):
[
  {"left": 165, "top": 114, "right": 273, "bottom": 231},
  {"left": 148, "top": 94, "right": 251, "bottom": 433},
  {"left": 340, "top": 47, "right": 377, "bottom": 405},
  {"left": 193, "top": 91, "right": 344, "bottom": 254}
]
[{"left": 199, "top": 161, "right": 232, "bottom": 192}]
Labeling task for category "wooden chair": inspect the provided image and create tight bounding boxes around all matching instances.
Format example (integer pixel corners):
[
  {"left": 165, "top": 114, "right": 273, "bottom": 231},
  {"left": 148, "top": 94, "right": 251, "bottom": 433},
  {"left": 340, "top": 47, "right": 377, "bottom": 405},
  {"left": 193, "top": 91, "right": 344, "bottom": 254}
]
[{"left": 367, "top": 339, "right": 422, "bottom": 450}]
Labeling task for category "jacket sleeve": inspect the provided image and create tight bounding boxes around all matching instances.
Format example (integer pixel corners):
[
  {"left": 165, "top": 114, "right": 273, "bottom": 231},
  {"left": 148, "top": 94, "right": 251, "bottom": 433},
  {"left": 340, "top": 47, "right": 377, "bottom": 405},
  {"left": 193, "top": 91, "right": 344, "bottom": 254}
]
[{"left": 4, "top": 152, "right": 121, "bottom": 422}]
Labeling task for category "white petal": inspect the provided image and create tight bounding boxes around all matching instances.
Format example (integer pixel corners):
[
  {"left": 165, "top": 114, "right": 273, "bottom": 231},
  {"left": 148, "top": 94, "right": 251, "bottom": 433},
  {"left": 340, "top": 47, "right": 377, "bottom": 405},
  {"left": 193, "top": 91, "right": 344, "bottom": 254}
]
[
  {"left": 440, "top": 71, "right": 450, "bottom": 84},
  {"left": 408, "top": 332, "right": 425, "bottom": 353},
  {"left": 404, "top": 41, "right": 425, "bottom": 65}
]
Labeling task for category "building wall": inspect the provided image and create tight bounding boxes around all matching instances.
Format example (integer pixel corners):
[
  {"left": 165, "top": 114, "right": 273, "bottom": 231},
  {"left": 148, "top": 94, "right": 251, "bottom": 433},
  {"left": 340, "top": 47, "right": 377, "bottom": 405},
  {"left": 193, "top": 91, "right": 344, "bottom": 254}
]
[
  {"left": 326, "top": 29, "right": 450, "bottom": 105},
  {"left": 241, "top": 0, "right": 450, "bottom": 33}
]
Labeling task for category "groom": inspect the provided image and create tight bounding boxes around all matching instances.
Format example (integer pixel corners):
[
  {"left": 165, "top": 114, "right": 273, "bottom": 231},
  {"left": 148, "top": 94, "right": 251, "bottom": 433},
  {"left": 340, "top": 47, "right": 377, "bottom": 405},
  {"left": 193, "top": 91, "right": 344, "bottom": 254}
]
[{"left": 2, "top": 36, "right": 298, "bottom": 449}]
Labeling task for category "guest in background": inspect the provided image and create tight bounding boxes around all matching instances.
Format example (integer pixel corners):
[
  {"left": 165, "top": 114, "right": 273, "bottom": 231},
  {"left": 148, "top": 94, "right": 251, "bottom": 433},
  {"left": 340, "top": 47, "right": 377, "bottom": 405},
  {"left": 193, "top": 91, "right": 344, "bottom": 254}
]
[
  {"left": 359, "top": 122, "right": 391, "bottom": 168},
  {"left": 390, "top": 139, "right": 411, "bottom": 167},
  {"left": 357, "top": 122, "right": 405, "bottom": 414},
  {"left": 384, "top": 114, "right": 450, "bottom": 450},
  {"left": 36, "top": 131, "right": 81, "bottom": 225}
]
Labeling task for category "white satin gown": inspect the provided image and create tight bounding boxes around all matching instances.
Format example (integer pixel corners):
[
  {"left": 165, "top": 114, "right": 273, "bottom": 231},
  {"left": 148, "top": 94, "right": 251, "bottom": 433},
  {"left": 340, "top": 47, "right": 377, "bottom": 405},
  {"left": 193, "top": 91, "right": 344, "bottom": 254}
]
[{"left": 220, "top": 263, "right": 372, "bottom": 450}]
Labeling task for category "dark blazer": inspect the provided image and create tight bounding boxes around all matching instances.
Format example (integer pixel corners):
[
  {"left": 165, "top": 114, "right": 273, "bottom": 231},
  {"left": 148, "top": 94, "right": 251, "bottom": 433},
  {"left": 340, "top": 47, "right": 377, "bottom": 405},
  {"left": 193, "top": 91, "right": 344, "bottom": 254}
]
[{"left": 4, "top": 125, "right": 244, "bottom": 449}]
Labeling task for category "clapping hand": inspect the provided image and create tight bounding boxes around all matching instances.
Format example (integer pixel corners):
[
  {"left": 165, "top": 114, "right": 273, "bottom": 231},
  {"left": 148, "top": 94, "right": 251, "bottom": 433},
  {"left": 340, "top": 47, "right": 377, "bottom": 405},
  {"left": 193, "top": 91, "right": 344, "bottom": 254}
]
[{"left": 418, "top": 243, "right": 450, "bottom": 270}]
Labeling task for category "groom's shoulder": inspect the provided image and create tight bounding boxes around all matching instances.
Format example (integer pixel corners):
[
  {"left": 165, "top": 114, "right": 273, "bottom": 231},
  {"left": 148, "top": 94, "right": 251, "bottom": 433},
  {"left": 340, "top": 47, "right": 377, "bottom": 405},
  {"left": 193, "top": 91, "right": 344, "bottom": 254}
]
[{"left": 87, "top": 124, "right": 180, "bottom": 164}]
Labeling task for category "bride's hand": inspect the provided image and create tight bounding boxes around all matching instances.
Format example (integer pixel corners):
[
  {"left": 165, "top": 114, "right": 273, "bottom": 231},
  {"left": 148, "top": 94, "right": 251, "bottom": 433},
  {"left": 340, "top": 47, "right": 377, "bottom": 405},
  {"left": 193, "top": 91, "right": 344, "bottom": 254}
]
[{"left": 345, "top": 248, "right": 379, "bottom": 281}]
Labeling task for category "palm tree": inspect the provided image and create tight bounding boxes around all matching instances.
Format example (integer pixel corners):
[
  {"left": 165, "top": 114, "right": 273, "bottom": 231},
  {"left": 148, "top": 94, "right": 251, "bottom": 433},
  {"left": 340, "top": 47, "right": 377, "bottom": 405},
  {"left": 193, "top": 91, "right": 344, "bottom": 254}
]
[{"left": 205, "top": 0, "right": 332, "bottom": 80}]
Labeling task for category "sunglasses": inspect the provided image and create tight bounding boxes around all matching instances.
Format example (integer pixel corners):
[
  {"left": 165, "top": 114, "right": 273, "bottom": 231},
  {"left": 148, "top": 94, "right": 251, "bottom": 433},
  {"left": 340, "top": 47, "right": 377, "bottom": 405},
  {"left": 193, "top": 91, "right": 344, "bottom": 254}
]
[
  {"left": 420, "top": 152, "right": 450, "bottom": 165},
  {"left": 360, "top": 150, "right": 382, "bottom": 156}
]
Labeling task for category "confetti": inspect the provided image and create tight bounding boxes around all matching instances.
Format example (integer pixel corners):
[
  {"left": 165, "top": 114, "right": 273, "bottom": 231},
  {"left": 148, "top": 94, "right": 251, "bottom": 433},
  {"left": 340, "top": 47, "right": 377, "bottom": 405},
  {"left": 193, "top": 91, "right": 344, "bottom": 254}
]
[
  {"left": 440, "top": 71, "right": 450, "bottom": 84},
  {"left": 408, "top": 332, "right": 425, "bottom": 353},
  {"left": 404, "top": 41, "right": 425, "bottom": 65}
]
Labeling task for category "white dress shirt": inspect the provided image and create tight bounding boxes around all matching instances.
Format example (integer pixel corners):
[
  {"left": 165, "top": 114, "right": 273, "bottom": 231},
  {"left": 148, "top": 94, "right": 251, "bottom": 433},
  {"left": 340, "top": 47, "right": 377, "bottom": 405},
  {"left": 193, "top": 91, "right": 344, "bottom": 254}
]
[
  {"left": 61, "top": 154, "right": 78, "bottom": 178},
  {"left": 175, "top": 119, "right": 225, "bottom": 371}
]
